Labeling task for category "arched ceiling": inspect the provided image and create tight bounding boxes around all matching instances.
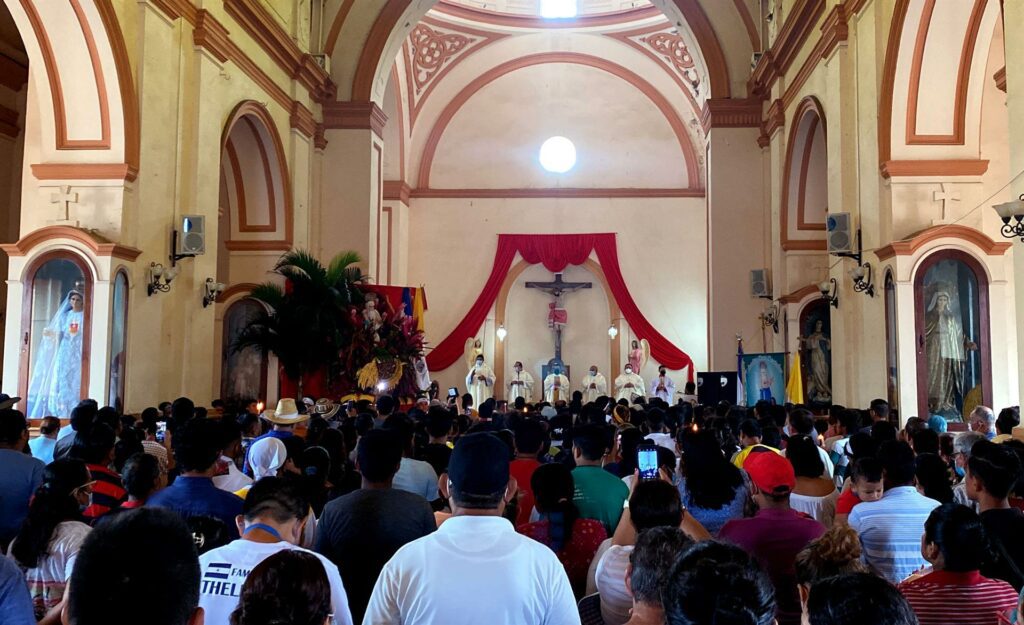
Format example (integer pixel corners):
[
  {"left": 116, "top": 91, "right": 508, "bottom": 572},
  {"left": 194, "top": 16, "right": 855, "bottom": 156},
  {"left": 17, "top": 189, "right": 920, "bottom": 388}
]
[{"left": 440, "top": 0, "right": 653, "bottom": 16}]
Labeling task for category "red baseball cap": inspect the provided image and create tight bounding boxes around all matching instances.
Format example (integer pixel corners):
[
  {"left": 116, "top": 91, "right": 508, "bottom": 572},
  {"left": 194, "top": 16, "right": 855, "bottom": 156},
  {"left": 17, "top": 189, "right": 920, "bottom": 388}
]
[{"left": 743, "top": 450, "right": 795, "bottom": 496}]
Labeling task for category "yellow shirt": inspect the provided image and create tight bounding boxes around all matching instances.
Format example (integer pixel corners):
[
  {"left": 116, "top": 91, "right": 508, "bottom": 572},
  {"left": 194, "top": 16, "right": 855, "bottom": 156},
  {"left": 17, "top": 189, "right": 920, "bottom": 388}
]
[{"left": 731, "top": 444, "right": 782, "bottom": 469}]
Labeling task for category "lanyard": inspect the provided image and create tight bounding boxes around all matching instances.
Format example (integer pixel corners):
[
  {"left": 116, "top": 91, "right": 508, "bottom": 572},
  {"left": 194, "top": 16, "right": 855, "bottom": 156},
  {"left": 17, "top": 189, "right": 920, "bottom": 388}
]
[{"left": 244, "top": 523, "right": 283, "bottom": 541}]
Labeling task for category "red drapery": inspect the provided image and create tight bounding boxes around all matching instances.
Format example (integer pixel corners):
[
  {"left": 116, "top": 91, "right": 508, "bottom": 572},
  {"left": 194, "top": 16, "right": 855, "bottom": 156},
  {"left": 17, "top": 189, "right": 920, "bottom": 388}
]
[{"left": 425, "top": 233, "right": 694, "bottom": 380}]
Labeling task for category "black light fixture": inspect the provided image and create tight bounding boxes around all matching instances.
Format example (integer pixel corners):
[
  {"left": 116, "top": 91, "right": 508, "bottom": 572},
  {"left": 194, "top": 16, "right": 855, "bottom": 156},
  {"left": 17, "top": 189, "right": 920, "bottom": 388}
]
[
  {"left": 850, "top": 262, "right": 875, "bottom": 297},
  {"left": 202, "top": 278, "right": 226, "bottom": 308},
  {"left": 994, "top": 194, "right": 1024, "bottom": 242},
  {"left": 147, "top": 262, "right": 179, "bottom": 296},
  {"left": 819, "top": 278, "right": 839, "bottom": 309},
  {"left": 760, "top": 303, "right": 780, "bottom": 334}
]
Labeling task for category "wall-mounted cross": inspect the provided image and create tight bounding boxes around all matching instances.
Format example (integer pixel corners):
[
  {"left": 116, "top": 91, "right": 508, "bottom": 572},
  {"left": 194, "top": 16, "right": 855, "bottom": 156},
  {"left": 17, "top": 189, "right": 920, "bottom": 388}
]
[
  {"left": 932, "top": 183, "right": 961, "bottom": 225},
  {"left": 49, "top": 186, "right": 79, "bottom": 225}
]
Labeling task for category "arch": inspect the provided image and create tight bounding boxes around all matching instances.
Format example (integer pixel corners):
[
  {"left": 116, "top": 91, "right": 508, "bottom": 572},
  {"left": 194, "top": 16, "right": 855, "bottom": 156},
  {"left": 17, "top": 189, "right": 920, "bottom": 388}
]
[
  {"left": 219, "top": 101, "right": 293, "bottom": 250},
  {"left": 780, "top": 96, "right": 827, "bottom": 251},
  {"left": 416, "top": 52, "right": 702, "bottom": 189},
  {"left": 107, "top": 267, "right": 129, "bottom": 411},
  {"left": 220, "top": 296, "right": 270, "bottom": 402},
  {"left": 345, "top": 0, "right": 731, "bottom": 105},
  {"left": 492, "top": 257, "right": 620, "bottom": 392}
]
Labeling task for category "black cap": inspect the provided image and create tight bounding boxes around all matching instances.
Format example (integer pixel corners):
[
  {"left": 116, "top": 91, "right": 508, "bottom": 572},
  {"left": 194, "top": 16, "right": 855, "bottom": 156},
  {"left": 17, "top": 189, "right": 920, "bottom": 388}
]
[
  {"left": 0, "top": 394, "right": 21, "bottom": 410},
  {"left": 447, "top": 433, "right": 510, "bottom": 497}
]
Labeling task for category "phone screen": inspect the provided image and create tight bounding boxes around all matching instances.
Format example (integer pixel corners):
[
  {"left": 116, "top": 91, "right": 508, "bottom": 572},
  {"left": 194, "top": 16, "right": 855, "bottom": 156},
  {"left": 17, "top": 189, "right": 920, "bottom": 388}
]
[
  {"left": 637, "top": 445, "right": 659, "bottom": 481},
  {"left": 448, "top": 387, "right": 459, "bottom": 398},
  {"left": 156, "top": 421, "right": 167, "bottom": 443}
]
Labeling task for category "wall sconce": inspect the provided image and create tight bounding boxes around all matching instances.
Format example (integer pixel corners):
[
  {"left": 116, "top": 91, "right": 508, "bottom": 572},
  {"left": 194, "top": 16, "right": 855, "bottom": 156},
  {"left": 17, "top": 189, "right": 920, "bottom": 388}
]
[
  {"left": 608, "top": 325, "right": 619, "bottom": 340},
  {"left": 202, "top": 278, "right": 226, "bottom": 308},
  {"left": 850, "top": 262, "right": 875, "bottom": 297},
  {"left": 760, "top": 303, "right": 780, "bottom": 334},
  {"left": 496, "top": 324, "right": 508, "bottom": 342},
  {"left": 819, "top": 278, "right": 839, "bottom": 309},
  {"left": 147, "top": 262, "right": 179, "bottom": 296},
  {"left": 993, "top": 194, "right": 1024, "bottom": 242}
]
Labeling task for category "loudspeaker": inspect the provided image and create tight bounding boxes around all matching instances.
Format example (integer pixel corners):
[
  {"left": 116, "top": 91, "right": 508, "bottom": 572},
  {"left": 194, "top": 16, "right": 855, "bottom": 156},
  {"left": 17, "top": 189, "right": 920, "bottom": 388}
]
[
  {"left": 827, "top": 212, "right": 852, "bottom": 254},
  {"left": 750, "top": 269, "right": 770, "bottom": 298},
  {"left": 177, "top": 215, "right": 206, "bottom": 256},
  {"left": 697, "top": 371, "right": 737, "bottom": 406}
]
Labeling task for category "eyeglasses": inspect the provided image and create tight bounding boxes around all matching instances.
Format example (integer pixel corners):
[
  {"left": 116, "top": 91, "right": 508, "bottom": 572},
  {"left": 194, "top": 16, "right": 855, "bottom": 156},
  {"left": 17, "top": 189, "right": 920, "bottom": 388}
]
[{"left": 70, "top": 481, "right": 96, "bottom": 498}]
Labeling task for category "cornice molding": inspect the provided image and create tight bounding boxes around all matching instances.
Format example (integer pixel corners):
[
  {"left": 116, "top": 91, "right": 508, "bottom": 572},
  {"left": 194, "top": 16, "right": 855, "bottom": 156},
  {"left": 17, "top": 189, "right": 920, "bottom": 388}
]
[
  {"left": 322, "top": 101, "right": 388, "bottom": 138},
  {"left": 879, "top": 159, "right": 989, "bottom": 178},
  {"left": 383, "top": 180, "right": 412, "bottom": 204},
  {"left": 875, "top": 224, "right": 1011, "bottom": 260},
  {"left": 314, "top": 124, "right": 327, "bottom": 151},
  {"left": 409, "top": 187, "right": 705, "bottom": 199},
  {"left": 31, "top": 163, "right": 138, "bottom": 182},
  {"left": 763, "top": 99, "right": 785, "bottom": 138},
  {"left": 701, "top": 98, "right": 762, "bottom": 134},
  {"left": 0, "top": 225, "right": 142, "bottom": 261}
]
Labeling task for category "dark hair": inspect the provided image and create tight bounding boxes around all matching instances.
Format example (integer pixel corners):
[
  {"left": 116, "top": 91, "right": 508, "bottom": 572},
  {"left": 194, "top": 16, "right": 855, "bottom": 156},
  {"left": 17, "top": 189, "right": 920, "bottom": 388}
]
[
  {"left": 122, "top": 453, "right": 162, "bottom": 501},
  {"left": 663, "top": 541, "right": 776, "bottom": 625},
  {"left": 113, "top": 431, "right": 144, "bottom": 474},
  {"left": 217, "top": 418, "right": 244, "bottom": 449},
  {"left": 68, "top": 508, "right": 201, "bottom": 625},
  {"left": 871, "top": 421, "right": 898, "bottom": 444},
  {"left": 70, "top": 400, "right": 98, "bottom": 433},
  {"left": 11, "top": 458, "right": 90, "bottom": 568},
  {"left": 39, "top": 416, "right": 61, "bottom": 436},
  {"left": 95, "top": 406, "right": 119, "bottom": 431},
  {"left": 968, "top": 439, "right": 1023, "bottom": 499},
  {"left": 760, "top": 425, "right": 782, "bottom": 449},
  {"left": 878, "top": 440, "right": 915, "bottom": 486},
  {"left": 73, "top": 422, "right": 116, "bottom": 465},
  {"left": 838, "top": 409, "right": 861, "bottom": 434},
  {"left": 630, "top": 480, "right": 683, "bottom": 532},
  {"left": 514, "top": 419, "right": 545, "bottom": 456},
  {"left": 141, "top": 407, "right": 160, "bottom": 424},
  {"left": 0, "top": 408, "right": 27, "bottom": 445},
  {"left": 530, "top": 463, "right": 579, "bottom": 551},
  {"left": 786, "top": 435, "right": 825, "bottom": 478},
  {"left": 794, "top": 526, "right": 866, "bottom": 586},
  {"left": 851, "top": 456, "right": 883, "bottom": 483},
  {"left": 572, "top": 424, "right": 609, "bottom": 461},
  {"left": 170, "top": 397, "right": 195, "bottom": 424},
  {"left": 914, "top": 453, "right": 953, "bottom": 504},
  {"left": 229, "top": 550, "right": 332, "bottom": 625},
  {"left": 678, "top": 429, "right": 743, "bottom": 510},
  {"left": 356, "top": 429, "right": 402, "bottom": 483},
  {"left": 739, "top": 419, "right": 762, "bottom": 439},
  {"left": 616, "top": 428, "right": 646, "bottom": 477},
  {"left": 996, "top": 407, "right": 1020, "bottom": 435},
  {"left": 911, "top": 428, "right": 940, "bottom": 455},
  {"left": 382, "top": 413, "right": 415, "bottom": 449},
  {"left": 847, "top": 431, "right": 878, "bottom": 461},
  {"left": 787, "top": 409, "right": 815, "bottom": 435},
  {"left": 924, "top": 503, "right": 987, "bottom": 571},
  {"left": 426, "top": 408, "right": 454, "bottom": 439},
  {"left": 172, "top": 419, "right": 222, "bottom": 472},
  {"left": 242, "top": 476, "right": 310, "bottom": 523},
  {"left": 629, "top": 527, "right": 691, "bottom": 605},
  {"left": 869, "top": 399, "right": 891, "bottom": 419},
  {"left": 807, "top": 573, "right": 916, "bottom": 625}
]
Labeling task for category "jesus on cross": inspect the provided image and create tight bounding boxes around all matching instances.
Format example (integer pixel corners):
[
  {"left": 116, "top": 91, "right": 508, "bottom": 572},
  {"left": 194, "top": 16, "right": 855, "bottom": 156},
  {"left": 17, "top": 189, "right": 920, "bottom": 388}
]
[{"left": 525, "top": 272, "right": 592, "bottom": 366}]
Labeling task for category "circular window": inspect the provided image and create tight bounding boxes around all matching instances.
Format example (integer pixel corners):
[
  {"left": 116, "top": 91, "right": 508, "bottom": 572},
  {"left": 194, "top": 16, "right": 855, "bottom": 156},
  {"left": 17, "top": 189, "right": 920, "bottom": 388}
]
[
  {"left": 540, "top": 0, "right": 578, "bottom": 18},
  {"left": 539, "top": 136, "right": 577, "bottom": 174}
]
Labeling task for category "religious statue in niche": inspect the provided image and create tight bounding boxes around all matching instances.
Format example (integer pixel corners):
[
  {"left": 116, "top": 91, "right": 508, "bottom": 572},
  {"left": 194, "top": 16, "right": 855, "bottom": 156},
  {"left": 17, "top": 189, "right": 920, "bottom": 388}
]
[
  {"left": 628, "top": 339, "right": 650, "bottom": 374},
  {"left": 28, "top": 289, "right": 86, "bottom": 418},
  {"left": 800, "top": 319, "right": 832, "bottom": 404},
  {"left": 363, "top": 293, "right": 384, "bottom": 343},
  {"left": 223, "top": 300, "right": 265, "bottom": 402},
  {"left": 924, "top": 289, "right": 977, "bottom": 418}
]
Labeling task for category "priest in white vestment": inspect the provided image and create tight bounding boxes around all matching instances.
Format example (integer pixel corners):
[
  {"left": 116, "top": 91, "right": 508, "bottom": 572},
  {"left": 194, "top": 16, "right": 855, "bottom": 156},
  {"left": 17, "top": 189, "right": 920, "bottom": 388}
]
[
  {"left": 614, "top": 364, "right": 645, "bottom": 403},
  {"left": 580, "top": 365, "right": 608, "bottom": 403},
  {"left": 543, "top": 366, "right": 570, "bottom": 404},
  {"left": 648, "top": 366, "right": 676, "bottom": 403},
  {"left": 507, "top": 361, "right": 534, "bottom": 402},
  {"left": 465, "top": 356, "right": 495, "bottom": 408}
]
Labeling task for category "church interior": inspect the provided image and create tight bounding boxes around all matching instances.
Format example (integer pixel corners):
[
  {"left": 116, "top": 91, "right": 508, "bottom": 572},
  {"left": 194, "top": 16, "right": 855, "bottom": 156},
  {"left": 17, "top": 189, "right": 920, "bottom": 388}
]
[{"left": 0, "top": 0, "right": 1021, "bottom": 425}]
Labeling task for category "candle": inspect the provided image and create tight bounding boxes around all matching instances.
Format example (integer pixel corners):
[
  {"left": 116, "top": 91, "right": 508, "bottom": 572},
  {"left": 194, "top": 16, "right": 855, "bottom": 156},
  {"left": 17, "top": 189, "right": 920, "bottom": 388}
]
[{"left": 256, "top": 401, "right": 264, "bottom": 413}]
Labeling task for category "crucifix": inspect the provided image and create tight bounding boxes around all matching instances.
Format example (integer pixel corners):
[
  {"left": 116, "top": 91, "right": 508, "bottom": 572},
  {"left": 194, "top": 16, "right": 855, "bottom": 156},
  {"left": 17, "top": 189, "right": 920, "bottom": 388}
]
[
  {"left": 525, "top": 272, "right": 592, "bottom": 367},
  {"left": 49, "top": 186, "right": 79, "bottom": 226},
  {"left": 932, "top": 183, "right": 960, "bottom": 225}
]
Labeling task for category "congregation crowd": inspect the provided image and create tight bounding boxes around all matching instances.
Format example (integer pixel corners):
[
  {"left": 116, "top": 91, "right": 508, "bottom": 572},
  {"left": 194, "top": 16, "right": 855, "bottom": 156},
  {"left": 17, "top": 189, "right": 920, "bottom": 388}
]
[{"left": 0, "top": 389, "right": 1022, "bottom": 625}]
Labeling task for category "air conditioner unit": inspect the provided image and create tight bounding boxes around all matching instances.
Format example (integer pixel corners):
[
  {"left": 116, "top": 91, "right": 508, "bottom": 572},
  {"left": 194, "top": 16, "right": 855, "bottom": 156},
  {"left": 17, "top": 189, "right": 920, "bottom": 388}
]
[
  {"left": 750, "top": 269, "right": 771, "bottom": 298},
  {"left": 827, "top": 213, "right": 852, "bottom": 255},
  {"left": 177, "top": 215, "right": 206, "bottom": 256}
]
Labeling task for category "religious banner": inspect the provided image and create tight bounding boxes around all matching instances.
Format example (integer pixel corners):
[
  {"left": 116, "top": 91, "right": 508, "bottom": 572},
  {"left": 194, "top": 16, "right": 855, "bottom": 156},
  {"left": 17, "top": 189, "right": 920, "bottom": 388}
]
[{"left": 741, "top": 353, "right": 786, "bottom": 406}]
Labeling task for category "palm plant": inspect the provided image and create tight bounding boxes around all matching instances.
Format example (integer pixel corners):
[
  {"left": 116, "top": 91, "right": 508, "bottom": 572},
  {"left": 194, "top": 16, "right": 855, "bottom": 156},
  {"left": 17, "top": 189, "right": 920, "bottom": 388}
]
[{"left": 233, "top": 250, "right": 366, "bottom": 399}]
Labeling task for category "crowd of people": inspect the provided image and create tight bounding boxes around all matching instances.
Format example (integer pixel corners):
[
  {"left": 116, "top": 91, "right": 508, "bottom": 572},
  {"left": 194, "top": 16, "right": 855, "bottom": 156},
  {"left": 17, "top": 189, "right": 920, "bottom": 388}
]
[{"left": 0, "top": 389, "right": 1022, "bottom": 625}]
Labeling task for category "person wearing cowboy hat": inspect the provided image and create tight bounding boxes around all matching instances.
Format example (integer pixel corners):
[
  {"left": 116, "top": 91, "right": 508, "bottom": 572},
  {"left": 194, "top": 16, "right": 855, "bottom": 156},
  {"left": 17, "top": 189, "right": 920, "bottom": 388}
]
[
  {"left": 313, "top": 398, "right": 341, "bottom": 421},
  {"left": 243, "top": 399, "right": 309, "bottom": 477}
]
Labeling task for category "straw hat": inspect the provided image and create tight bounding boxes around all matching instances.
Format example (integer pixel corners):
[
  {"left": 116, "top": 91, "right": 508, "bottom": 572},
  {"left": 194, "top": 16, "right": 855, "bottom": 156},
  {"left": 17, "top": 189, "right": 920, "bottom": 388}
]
[
  {"left": 313, "top": 398, "right": 340, "bottom": 419},
  {"left": 261, "top": 398, "right": 309, "bottom": 425}
]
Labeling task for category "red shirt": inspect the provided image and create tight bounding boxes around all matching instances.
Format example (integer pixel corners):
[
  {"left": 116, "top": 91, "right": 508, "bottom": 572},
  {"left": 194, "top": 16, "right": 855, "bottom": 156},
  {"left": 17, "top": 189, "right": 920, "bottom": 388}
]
[
  {"left": 120, "top": 500, "right": 144, "bottom": 509},
  {"left": 518, "top": 517, "right": 607, "bottom": 597},
  {"left": 83, "top": 464, "right": 127, "bottom": 523},
  {"left": 899, "top": 570, "right": 1018, "bottom": 625},
  {"left": 510, "top": 458, "right": 542, "bottom": 527},
  {"left": 835, "top": 489, "right": 861, "bottom": 515}
]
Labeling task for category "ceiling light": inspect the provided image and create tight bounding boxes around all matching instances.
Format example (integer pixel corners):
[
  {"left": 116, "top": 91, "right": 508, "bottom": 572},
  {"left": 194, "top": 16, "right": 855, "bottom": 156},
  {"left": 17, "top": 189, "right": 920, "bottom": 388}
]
[{"left": 539, "top": 136, "right": 576, "bottom": 174}]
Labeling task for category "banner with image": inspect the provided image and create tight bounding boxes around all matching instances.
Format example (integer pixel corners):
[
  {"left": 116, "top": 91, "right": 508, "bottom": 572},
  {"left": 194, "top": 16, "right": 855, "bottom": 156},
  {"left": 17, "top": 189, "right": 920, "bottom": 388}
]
[{"left": 741, "top": 352, "right": 787, "bottom": 407}]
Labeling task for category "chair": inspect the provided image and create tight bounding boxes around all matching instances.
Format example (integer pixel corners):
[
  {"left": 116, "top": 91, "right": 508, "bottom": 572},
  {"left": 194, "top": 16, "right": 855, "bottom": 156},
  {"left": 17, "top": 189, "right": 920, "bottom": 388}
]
[{"left": 578, "top": 593, "right": 605, "bottom": 625}]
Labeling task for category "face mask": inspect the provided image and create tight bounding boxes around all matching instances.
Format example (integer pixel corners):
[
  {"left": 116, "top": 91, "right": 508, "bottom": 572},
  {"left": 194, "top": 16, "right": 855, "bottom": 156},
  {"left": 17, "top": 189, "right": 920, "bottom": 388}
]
[
  {"left": 590, "top": 370, "right": 597, "bottom": 375},
  {"left": 476, "top": 361, "right": 483, "bottom": 367},
  {"left": 659, "top": 370, "right": 666, "bottom": 376},
  {"left": 625, "top": 368, "right": 633, "bottom": 374}
]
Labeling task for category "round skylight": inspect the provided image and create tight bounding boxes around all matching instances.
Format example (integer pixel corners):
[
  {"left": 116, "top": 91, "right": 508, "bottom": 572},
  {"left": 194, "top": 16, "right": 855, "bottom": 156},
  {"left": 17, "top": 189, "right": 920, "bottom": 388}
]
[
  {"left": 539, "top": 136, "right": 577, "bottom": 174},
  {"left": 540, "top": 0, "right": 578, "bottom": 18}
]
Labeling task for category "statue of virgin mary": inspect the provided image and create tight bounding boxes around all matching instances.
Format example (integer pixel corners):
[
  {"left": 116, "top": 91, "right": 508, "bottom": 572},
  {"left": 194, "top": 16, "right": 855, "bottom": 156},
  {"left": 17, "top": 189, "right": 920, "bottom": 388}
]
[
  {"left": 27, "top": 291, "right": 85, "bottom": 418},
  {"left": 924, "top": 290, "right": 975, "bottom": 415}
]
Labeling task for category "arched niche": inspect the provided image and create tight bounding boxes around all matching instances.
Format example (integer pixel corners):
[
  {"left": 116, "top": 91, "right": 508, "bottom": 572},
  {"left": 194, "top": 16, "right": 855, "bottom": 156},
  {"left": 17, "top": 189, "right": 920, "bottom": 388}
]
[
  {"left": 218, "top": 101, "right": 293, "bottom": 270},
  {"left": 220, "top": 297, "right": 270, "bottom": 403},
  {"left": 107, "top": 267, "right": 129, "bottom": 412},
  {"left": 884, "top": 268, "right": 899, "bottom": 410},
  {"left": 781, "top": 97, "right": 827, "bottom": 251}
]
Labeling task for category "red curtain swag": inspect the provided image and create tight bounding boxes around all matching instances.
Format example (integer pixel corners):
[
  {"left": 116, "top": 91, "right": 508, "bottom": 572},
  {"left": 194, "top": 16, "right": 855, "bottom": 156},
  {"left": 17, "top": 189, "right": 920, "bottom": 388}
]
[{"left": 425, "top": 233, "right": 695, "bottom": 380}]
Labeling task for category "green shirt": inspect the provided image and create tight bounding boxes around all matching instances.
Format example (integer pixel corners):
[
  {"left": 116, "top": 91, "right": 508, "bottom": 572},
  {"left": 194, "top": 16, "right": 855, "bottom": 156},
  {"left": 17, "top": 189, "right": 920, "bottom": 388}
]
[{"left": 571, "top": 465, "right": 629, "bottom": 535}]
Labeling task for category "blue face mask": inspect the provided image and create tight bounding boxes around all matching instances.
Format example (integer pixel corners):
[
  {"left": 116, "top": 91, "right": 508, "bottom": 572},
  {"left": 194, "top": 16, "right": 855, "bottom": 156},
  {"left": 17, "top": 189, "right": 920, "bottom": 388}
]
[{"left": 954, "top": 465, "right": 965, "bottom": 479}]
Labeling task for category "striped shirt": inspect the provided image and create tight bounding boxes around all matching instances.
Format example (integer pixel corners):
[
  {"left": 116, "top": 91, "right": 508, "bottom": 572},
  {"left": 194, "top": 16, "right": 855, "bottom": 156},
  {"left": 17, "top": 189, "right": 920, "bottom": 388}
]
[
  {"left": 83, "top": 464, "right": 127, "bottom": 523},
  {"left": 899, "top": 570, "right": 1018, "bottom": 625},
  {"left": 848, "top": 486, "right": 940, "bottom": 583}
]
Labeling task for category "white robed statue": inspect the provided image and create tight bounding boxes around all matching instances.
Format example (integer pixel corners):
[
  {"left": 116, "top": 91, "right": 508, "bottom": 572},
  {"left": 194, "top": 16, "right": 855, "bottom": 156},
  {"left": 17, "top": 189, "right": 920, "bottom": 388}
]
[
  {"left": 648, "top": 366, "right": 676, "bottom": 403},
  {"left": 508, "top": 361, "right": 534, "bottom": 402},
  {"left": 543, "top": 366, "right": 570, "bottom": 403},
  {"left": 465, "top": 355, "right": 495, "bottom": 408},
  {"left": 28, "top": 291, "right": 86, "bottom": 418},
  {"left": 614, "top": 363, "right": 645, "bottom": 403},
  {"left": 580, "top": 366, "right": 608, "bottom": 403}
]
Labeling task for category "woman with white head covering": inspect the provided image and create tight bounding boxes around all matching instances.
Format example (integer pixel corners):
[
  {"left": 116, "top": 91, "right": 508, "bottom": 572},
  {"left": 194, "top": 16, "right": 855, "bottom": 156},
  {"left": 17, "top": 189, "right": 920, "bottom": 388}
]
[{"left": 234, "top": 437, "right": 317, "bottom": 548}]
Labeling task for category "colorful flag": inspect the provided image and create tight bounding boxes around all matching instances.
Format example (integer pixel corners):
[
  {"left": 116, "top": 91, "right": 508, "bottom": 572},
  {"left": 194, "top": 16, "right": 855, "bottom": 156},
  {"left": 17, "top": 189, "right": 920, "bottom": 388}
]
[
  {"left": 786, "top": 351, "right": 805, "bottom": 405},
  {"left": 412, "top": 287, "right": 426, "bottom": 332}
]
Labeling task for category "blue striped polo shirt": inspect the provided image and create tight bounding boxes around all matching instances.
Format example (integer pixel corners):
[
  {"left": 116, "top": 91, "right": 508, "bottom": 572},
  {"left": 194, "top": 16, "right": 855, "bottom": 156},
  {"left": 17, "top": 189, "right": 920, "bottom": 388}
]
[{"left": 848, "top": 485, "right": 941, "bottom": 583}]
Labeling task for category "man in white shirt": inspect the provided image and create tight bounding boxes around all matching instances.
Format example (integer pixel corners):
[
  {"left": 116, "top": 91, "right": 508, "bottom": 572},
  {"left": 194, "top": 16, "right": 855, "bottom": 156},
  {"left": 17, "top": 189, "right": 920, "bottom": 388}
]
[
  {"left": 614, "top": 364, "right": 645, "bottom": 403},
  {"left": 198, "top": 477, "right": 353, "bottom": 625},
  {"left": 364, "top": 432, "right": 580, "bottom": 625},
  {"left": 507, "top": 361, "right": 534, "bottom": 402},
  {"left": 465, "top": 356, "right": 495, "bottom": 408},
  {"left": 385, "top": 414, "right": 440, "bottom": 504},
  {"left": 580, "top": 365, "right": 608, "bottom": 403},
  {"left": 648, "top": 367, "right": 675, "bottom": 403},
  {"left": 212, "top": 419, "right": 252, "bottom": 493}
]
